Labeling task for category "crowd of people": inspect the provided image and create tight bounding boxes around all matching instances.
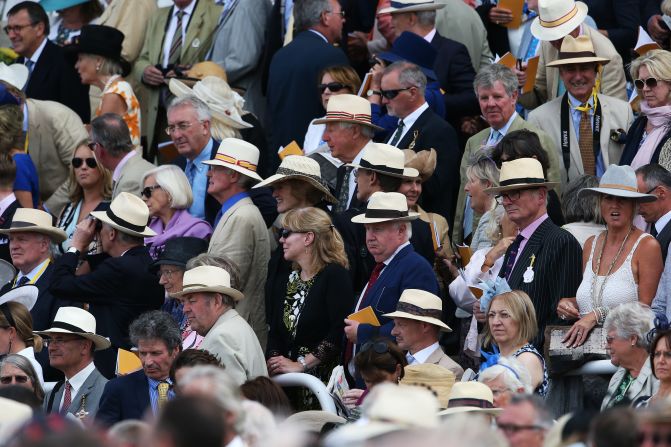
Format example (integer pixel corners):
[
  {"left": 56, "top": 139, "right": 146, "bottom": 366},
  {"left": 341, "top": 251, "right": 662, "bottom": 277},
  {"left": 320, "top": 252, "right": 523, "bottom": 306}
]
[{"left": 2, "top": 0, "right": 671, "bottom": 446}]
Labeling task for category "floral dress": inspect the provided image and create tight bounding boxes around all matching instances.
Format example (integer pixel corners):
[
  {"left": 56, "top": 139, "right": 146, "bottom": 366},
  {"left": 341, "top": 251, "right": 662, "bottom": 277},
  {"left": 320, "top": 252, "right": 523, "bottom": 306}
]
[{"left": 96, "top": 75, "right": 141, "bottom": 148}]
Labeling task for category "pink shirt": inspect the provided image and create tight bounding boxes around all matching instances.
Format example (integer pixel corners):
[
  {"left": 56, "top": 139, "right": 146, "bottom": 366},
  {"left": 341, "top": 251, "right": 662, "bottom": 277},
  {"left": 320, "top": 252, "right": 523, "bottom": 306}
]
[{"left": 511, "top": 213, "right": 548, "bottom": 272}]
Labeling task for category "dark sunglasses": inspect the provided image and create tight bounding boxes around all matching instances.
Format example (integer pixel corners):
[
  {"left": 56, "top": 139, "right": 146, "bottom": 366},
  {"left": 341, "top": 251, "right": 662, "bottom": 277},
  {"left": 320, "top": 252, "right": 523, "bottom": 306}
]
[
  {"left": 0, "top": 375, "right": 29, "bottom": 384},
  {"left": 638, "top": 432, "right": 671, "bottom": 445},
  {"left": 71, "top": 157, "right": 97, "bottom": 169},
  {"left": 318, "top": 82, "right": 348, "bottom": 93},
  {"left": 279, "top": 228, "right": 293, "bottom": 239},
  {"left": 361, "top": 341, "right": 390, "bottom": 354},
  {"left": 634, "top": 77, "right": 671, "bottom": 89},
  {"left": 380, "top": 87, "right": 413, "bottom": 99},
  {"left": 141, "top": 185, "right": 162, "bottom": 198}
]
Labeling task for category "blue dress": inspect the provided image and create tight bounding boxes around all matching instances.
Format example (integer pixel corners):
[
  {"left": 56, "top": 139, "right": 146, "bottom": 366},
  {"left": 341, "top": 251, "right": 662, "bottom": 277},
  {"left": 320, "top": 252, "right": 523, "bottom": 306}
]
[{"left": 12, "top": 153, "right": 39, "bottom": 208}]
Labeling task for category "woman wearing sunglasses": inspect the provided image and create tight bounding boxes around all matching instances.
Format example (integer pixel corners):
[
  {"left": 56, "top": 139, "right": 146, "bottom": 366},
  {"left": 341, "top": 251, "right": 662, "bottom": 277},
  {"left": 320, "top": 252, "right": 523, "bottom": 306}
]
[
  {"left": 141, "top": 165, "right": 212, "bottom": 259},
  {"left": 620, "top": 50, "right": 671, "bottom": 170},
  {"left": 56, "top": 143, "right": 112, "bottom": 254},
  {"left": 0, "top": 354, "right": 44, "bottom": 407}
]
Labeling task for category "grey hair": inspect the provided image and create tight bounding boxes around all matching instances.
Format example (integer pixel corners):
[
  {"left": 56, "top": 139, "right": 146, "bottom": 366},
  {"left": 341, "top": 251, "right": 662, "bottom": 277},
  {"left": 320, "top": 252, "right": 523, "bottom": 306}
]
[
  {"left": 129, "top": 310, "right": 182, "bottom": 351},
  {"left": 240, "top": 400, "right": 276, "bottom": 447},
  {"left": 294, "top": 0, "right": 330, "bottom": 31},
  {"left": 392, "top": 220, "right": 413, "bottom": 241},
  {"left": 338, "top": 122, "right": 375, "bottom": 139},
  {"left": 90, "top": 113, "right": 133, "bottom": 157},
  {"left": 636, "top": 163, "right": 671, "bottom": 190},
  {"left": 473, "top": 64, "right": 518, "bottom": 97},
  {"left": 478, "top": 356, "right": 533, "bottom": 394},
  {"left": 562, "top": 175, "right": 603, "bottom": 224},
  {"left": 168, "top": 94, "right": 212, "bottom": 122},
  {"left": 603, "top": 302, "right": 655, "bottom": 349},
  {"left": 415, "top": 10, "right": 436, "bottom": 26},
  {"left": 384, "top": 61, "right": 427, "bottom": 95},
  {"left": 143, "top": 165, "right": 194, "bottom": 209},
  {"left": 107, "top": 420, "right": 150, "bottom": 447},
  {"left": 0, "top": 354, "right": 44, "bottom": 401},
  {"left": 180, "top": 365, "right": 245, "bottom": 434},
  {"left": 186, "top": 253, "right": 242, "bottom": 292},
  {"left": 508, "top": 394, "right": 553, "bottom": 429}
]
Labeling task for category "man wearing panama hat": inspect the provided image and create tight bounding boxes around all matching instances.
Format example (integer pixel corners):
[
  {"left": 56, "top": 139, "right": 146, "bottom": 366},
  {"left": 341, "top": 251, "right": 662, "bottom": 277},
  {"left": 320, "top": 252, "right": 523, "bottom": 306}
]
[
  {"left": 528, "top": 35, "right": 633, "bottom": 187},
  {"left": 49, "top": 192, "right": 164, "bottom": 378}
]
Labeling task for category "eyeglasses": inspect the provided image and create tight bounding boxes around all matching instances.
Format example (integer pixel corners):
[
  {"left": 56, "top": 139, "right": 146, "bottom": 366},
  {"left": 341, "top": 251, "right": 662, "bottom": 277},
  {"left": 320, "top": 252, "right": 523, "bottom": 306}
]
[
  {"left": 638, "top": 431, "right": 671, "bottom": 445},
  {"left": 141, "top": 185, "right": 162, "bottom": 198},
  {"left": 634, "top": 77, "right": 671, "bottom": 89},
  {"left": 326, "top": 9, "right": 345, "bottom": 17},
  {"left": 497, "top": 423, "right": 545, "bottom": 434},
  {"left": 361, "top": 341, "right": 390, "bottom": 354},
  {"left": 318, "top": 82, "right": 348, "bottom": 93},
  {"left": 157, "top": 268, "right": 181, "bottom": 280},
  {"left": 0, "top": 375, "right": 29, "bottom": 385},
  {"left": 3, "top": 23, "right": 36, "bottom": 34},
  {"left": 165, "top": 121, "right": 199, "bottom": 135},
  {"left": 647, "top": 185, "right": 660, "bottom": 195},
  {"left": 71, "top": 157, "right": 98, "bottom": 169},
  {"left": 44, "top": 337, "right": 81, "bottom": 347},
  {"left": 279, "top": 228, "right": 294, "bottom": 239},
  {"left": 495, "top": 188, "right": 537, "bottom": 205},
  {"left": 380, "top": 87, "right": 413, "bottom": 99}
]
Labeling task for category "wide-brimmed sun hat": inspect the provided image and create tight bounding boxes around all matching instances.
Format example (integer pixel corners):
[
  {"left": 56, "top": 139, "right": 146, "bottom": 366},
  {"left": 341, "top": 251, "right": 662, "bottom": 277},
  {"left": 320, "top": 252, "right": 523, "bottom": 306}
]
[
  {"left": 438, "top": 382, "right": 503, "bottom": 416},
  {"left": 202, "top": 138, "right": 263, "bottom": 182},
  {"left": 0, "top": 209, "right": 67, "bottom": 243},
  {"left": 383, "top": 289, "right": 451, "bottom": 331},
  {"left": 90, "top": 192, "right": 156, "bottom": 238},
  {"left": 580, "top": 164, "right": 657, "bottom": 202},
  {"left": 403, "top": 148, "right": 437, "bottom": 182},
  {"left": 546, "top": 35, "right": 610, "bottom": 67},
  {"left": 348, "top": 143, "right": 419, "bottom": 179},
  {"left": 171, "top": 265, "right": 244, "bottom": 301},
  {"left": 34, "top": 306, "right": 111, "bottom": 351},
  {"left": 0, "top": 285, "right": 38, "bottom": 311},
  {"left": 351, "top": 191, "right": 420, "bottom": 224},
  {"left": 484, "top": 158, "right": 558, "bottom": 194},
  {"left": 253, "top": 155, "right": 337, "bottom": 203},
  {"left": 313, "top": 94, "right": 383, "bottom": 131},
  {"left": 39, "top": 0, "right": 90, "bottom": 12},
  {"left": 0, "top": 63, "right": 28, "bottom": 90},
  {"left": 400, "top": 363, "right": 456, "bottom": 409},
  {"left": 530, "top": 0, "right": 588, "bottom": 42},
  {"left": 379, "top": 0, "right": 446, "bottom": 14}
]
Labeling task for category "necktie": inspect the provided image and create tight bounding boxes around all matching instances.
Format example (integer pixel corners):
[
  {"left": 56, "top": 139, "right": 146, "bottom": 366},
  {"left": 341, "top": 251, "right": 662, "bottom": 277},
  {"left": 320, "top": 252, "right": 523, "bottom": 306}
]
[
  {"left": 490, "top": 129, "right": 502, "bottom": 146},
  {"left": 61, "top": 381, "right": 72, "bottom": 413},
  {"left": 168, "top": 10, "right": 185, "bottom": 65},
  {"left": 388, "top": 120, "right": 405, "bottom": 147},
  {"left": 578, "top": 109, "right": 595, "bottom": 176},
  {"left": 157, "top": 381, "right": 170, "bottom": 410},
  {"left": 335, "top": 166, "right": 353, "bottom": 213},
  {"left": 406, "top": 353, "right": 416, "bottom": 365},
  {"left": 186, "top": 161, "right": 197, "bottom": 186},
  {"left": 652, "top": 224, "right": 659, "bottom": 238},
  {"left": 15, "top": 276, "right": 29, "bottom": 287},
  {"left": 500, "top": 234, "right": 525, "bottom": 280},
  {"left": 23, "top": 60, "right": 34, "bottom": 91}
]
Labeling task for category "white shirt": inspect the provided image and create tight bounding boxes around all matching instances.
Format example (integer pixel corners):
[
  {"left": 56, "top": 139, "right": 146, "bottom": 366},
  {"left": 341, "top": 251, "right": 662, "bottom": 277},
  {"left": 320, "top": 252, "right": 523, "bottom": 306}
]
[
  {"left": 17, "top": 258, "right": 49, "bottom": 281},
  {"left": 0, "top": 193, "right": 16, "bottom": 217},
  {"left": 162, "top": 0, "right": 197, "bottom": 67},
  {"left": 655, "top": 210, "right": 671, "bottom": 235},
  {"left": 16, "top": 347, "right": 44, "bottom": 387},
  {"left": 388, "top": 102, "right": 429, "bottom": 146},
  {"left": 112, "top": 151, "right": 137, "bottom": 182},
  {"left": 59, "top": 361, "right": 96, "bottom": 412},
  {"left": 226, "top": 436, "right": 245, "bottom": 447},
  {"left": 409, "top": 342, "right": 440, "bottom": 365},
  {"left": 422, "top": 28, "right": 437, "bottom": 43},
  {"left": 486, "top": 111, "right": 518, "bottom": 146},
  {"left": 26, "top": 37, "right": 47, "bottom": 65}
]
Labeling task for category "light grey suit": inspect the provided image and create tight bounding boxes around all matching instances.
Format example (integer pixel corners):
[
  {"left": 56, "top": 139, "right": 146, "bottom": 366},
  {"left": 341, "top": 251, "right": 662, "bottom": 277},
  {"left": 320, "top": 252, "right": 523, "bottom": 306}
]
[
  {"left": 601, "top": 359, "right": 658, "bottom": 410},
  {"left": 43, "top": 367, "right": 108, "bottom": 421},
  {"left": 112, "top": 153, "right": 156, "bottom": 199}
]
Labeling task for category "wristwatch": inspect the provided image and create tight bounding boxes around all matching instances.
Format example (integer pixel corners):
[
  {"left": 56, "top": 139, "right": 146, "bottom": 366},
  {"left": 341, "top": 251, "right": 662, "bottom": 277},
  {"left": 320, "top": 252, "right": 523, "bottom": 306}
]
[
  {"left": 66, "top": 247, "right": 81, "bottom": 257},
  {"left": 366, "top": 89, "right": 381, "bottom": 98},
  {"left": 297, "top": 356, "right": 308, "bottom": 371}
]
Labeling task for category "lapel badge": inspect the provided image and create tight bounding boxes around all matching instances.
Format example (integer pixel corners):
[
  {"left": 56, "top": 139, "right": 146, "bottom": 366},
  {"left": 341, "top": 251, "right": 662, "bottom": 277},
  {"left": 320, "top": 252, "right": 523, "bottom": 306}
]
[
  {"left": 192, "top": 38, "right": 200, "bottom": 48},
  {"left": 523, "top": 254, "right": 535, "bottom": 284}
]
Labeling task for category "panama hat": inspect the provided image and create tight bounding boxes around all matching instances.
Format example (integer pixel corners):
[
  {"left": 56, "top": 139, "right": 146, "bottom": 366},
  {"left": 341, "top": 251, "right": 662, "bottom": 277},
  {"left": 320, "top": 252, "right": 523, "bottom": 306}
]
[
  {"left": 150, "top": 237, "right": 209, "bottom": 273},
  {"left": 351, "top": 191, "right": 419, "bottom": 224},
  {"left": 530, "top": 0, "right": 588, "bottom": 41},
  {"left": 400, "top": 364, "right": 456, "bottom": 409},
  {"left": 438, "top": 382, "right": 503, "bottom": 416},
  {"left": 0, "top": 285, "right": 38, "bottom": 311},
  {"left": 284, "top": 411, "right": 346, "bottom": 433},
  {"left": 403, "top": 148, "right": 436, "bottom": 182},
  {"left": 202, "top": 138, "right": 263, "bottom": 182},
  {"left": 379, "top": 0, "right": 446, "bottom": 14},
  {"left": 253, "top": 155, "right": 337, "bottom": 203},
  {"left": 313, "top": 94, "right": 383, "bottom": 131},
  {"left": 546, "top": 35, "right": 610, "bottom": 67},
  {"left": 0, "top": 63, "right": 28, "bottom": 90},
  {"left": 383, "top": 289, "right": 452, "bottom": 331},
  {"left": 348, "top": 143, "right": 419, "bottom": 179},
  {"left": 171, "top": 265, "right": 244, "bottom": 302},
  {"left": 35, "top": 306, "right": 111, "bottom": 351},
  {"left": 0, "top": 209, "right": 67, "bottom": 243},
  {"left": 580, "top": 164, "right": 657, "bottom": 202},
  {"left": 484, "top": 158, "right": 558, "bottom": 194},
  {"left": 39, "top": 0, "right": 90, "bottom": 12},
  {"left": 90, "top": 192, "right": 156, "bottom": 238}
]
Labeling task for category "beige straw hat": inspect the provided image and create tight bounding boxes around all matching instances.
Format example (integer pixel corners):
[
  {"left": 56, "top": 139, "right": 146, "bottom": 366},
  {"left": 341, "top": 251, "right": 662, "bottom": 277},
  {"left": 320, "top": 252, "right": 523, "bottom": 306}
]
[
  {"left": 171, "top": 265, "right": 244, "bottom": 301},
  {"left": 0, "top": 209, "right": 67, "bottom": 243},
  {"left": 253, "top": 155, "right": 337, "bottom": 203},
  {"left": 351, "top": 191, "right": 420, "bottom": 224},
  {"left": 202, "top": 137, "right": 263, "bottom": 182},
  {"left": 90, "top": 192, "right": 156, "bottom": 238}
]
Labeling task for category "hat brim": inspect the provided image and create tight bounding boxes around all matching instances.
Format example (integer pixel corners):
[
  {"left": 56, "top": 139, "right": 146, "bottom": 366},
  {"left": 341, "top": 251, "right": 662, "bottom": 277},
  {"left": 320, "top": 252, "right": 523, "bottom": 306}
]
[
  {"left": 347, "top": 162, "right": 420, "bottom": 179},
  {"left": 530, "top": 2, "right": 588, "bottom": 41},
  {"left": 438, "top": 406, "right": 502, "bottom": 416},
  {"left": 312, "top": 116, "right": 384, "bottom": 131},
  {"left": 89, "top": 211, "right": 156, "bottom": 238},
  {"left": 150, "top": 258, "right": 186, "bottom": 273},
  {"left": 383, "top": 310, "right": 452, "bottom": 331},
  {"left": 579, "top": 187, "right": 657, "bottom": 202},
  {"left": 485, "top": 181, "right": 559, "bottom": 194},
  {"left": 171, "top": 285, "right": 245, "bottom": 302},
  {"left": 0, "top": 285, "right": 38, "bottom": 311},
  {"left": 202, "top": 159, "right": 264, "bottom": 182},
  {"left": 34, "top": 328, "right": 111, "bottom": 351},
  {"left": 253, "top": 173, "right": 337, "bottom": 204},
  {"left": 0, "top": 64, "right": 29, "bottom": 90},
  {"left": 40, "top": 0, "right": 90, "bottom": 12},
  {"left": 324, "top": 421, "right": 404, "bottom": 445},
  {"left": 547, "top": 56, "right": 610, "bottom": 67},
  {"left": 351, "top": 211, "right": 420, "bottom": 224},
  {"left": 378, "top": 4, "right": 446, "bottom": 14},
  {"left": 0, "top": 225, "right": 67, "bottom": 243},
  {"left": 377, "top": 51, "right": 437, "bottom": 80}
]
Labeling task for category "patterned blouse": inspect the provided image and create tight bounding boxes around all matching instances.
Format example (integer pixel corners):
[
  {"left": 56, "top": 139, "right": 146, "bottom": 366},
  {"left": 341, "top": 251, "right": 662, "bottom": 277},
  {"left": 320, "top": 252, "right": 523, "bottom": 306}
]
[
  {"left": 514, "top": 344, "right": 549, "bottom": 397},
  {"left": 97, "top": 75, "right": 141, "bottom": 148}
]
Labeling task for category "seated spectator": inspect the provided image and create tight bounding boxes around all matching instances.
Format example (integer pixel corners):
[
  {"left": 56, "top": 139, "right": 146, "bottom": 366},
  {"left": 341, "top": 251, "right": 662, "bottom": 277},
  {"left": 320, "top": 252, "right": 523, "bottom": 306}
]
[
  {"left": 56, "top": 143, "right": 112, "bottom": 255},
  {"left": 142, "top": 165, "right": 212, "bottom": 259},
  {"left": 637, "top": 399, "right": 671, "bottom": 447},
  {"left": 561, "top": 175, "right": 605, "bottom": 248},
  {"left": 0, "top": 354, "right": 44, "bottom": 405},
  {"left": 240, "top": 376, "right": 292, "bottom": 417},
  {"left": 0, "top": 154, "right": 18, "bottom": 263},
  {"left": 107, "top": 420, "right": 150, "bottom": 447},
  {"left": 43, "top": 0, "right": 103, "bottom": 46},
  {"left": 495, "top": 394, "right": 553, "bottom": 447},
  {"left": 151, "top": 395, "right": 227, "bottom": 447},
  {"left": 169, "top": 348, "right": 222, "bottom": 387},
  {"left": 478, "top": 356, "right": 532, "bottom": 408}
]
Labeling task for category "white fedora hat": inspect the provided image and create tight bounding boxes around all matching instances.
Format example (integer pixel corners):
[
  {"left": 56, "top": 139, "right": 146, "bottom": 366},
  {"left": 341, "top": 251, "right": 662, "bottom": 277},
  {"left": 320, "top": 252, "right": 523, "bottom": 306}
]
[
  {"left": 383, "top": 289, "right": 451, "bottom": 331},
  {"left": 313, "top": 94, "right": 383, "bottom": 131},
  {"left": 580, "top": 164, "right": 657, "bottom": 202},
  {"left": 531, "top": 0, "right": 588, "bottom": 41},
  {"left": 0, "top": 208, "right": 67, "bottom": 243},
  {"left": 438, "top": 382, "right": 503, "bottom": 416},
  {"left": 348, "top": 143, "right": 419, "bottom": 179},
  {"left": 546, "top": 35, "right": 610, "bottom": 67},
  {"left": 484, "top": 158, "right": 558, "bottom": 194},
  {"left": 0, "top": 63, "right": 28, "bottom": 90},
  {"left": 34, "top": 306, "right": 111, "bottom": 351},
  {"left": 379, "top": 0, "right": 446, "bottom": 14},
  {"left": 90, "top": 192, "right": 156, "bottom": 238},
  {"left": 202, "top": 138, "right": 263, "bottom": 182},
  {"left": 0, "top": 285, "right": 38, "bottom": 311},
  {"left": 351, "top": 191, "right": 419, "bottom": 224},
  {"left": 254, "top": 155, "right": 337, "bottom": 203},
  {"left": 171, "top": 265, "right": 245, "bottom": 301}
]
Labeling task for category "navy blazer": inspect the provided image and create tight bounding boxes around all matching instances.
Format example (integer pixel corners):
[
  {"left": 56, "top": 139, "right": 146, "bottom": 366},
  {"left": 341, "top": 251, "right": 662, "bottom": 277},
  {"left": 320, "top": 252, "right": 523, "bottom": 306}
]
[
  {"left": 0, "top": 199, "right": 19, "bottom": 264},
  {"left": 656, "top": 220, "right": 671, "bottom": 264},
  {"left": 96, "top": 370, "right": 151, "bottom": 427}
]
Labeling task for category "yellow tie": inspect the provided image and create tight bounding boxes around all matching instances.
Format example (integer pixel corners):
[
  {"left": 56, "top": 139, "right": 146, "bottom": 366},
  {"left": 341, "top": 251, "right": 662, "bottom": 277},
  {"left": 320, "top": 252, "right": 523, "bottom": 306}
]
[{"left": 157, "top": 382, "right": 169, "bottom": 409}]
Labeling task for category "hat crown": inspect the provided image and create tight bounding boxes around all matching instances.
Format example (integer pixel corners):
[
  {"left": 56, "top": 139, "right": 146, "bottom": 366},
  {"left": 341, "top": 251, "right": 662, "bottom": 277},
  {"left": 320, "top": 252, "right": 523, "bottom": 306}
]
[
  {"left": 107, "top": 192, "right": 151, "bottom": 233},
  {"left": 52, "top": 306, "right": 98, "bottom": 335},
  {"left": 367, "top": 191, "right": 410, "bottom": 213},
  {"left": 387, "top": 31, "right": 437, "bottom": 71},
  {"left": 361, "top": 143, "right": 406, "bottom": 173},
  {"left": 324, "top": 94, "right": 373, "bottom": 119},
  {"left": 367, "top": 384, "right": 440, "bottom": 428},
  {"left": 187, "top": 62, "right": 228, "bottom": 81},
  {"left": 182, "top": 265, "right": 234, "bottom": 291},
  {"left": 213, "top": 138, "right": 260, "bottom": 171},
  {"left": 156, "top": 237, "right": 208, "bottom": 265},
  {"left": 537, "top": 0, "right": 580, "bottom": 22},
  {"left": 0, "top": 63, "right": 28, "bottom": 90},
  {"left": 277, "top": 155, "right": 322, "bottom": 178},
  {"left": 559, "top": 34, "right": 596, "bottom": 56},
  {"left": 498, "top": 158, "right": 546, "bottom": 185},
  {"left": 447, "top": 382, "right": 495, "bottom": 405},
  {"left": 11, "top": 208, "right": 54, "bottom": 229},
  {"left": 397, "top": 289, "right": 443, "bottom": 313},
  {"left": 597, "top": 164, "right": 640, "bottom": 192}
]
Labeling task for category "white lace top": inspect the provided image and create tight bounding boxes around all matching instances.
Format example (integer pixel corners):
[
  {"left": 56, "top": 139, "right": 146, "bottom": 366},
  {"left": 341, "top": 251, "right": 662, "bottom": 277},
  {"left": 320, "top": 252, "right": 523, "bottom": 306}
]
[{"left": 576, "top": 232, "right": 649, "bottom": 315}]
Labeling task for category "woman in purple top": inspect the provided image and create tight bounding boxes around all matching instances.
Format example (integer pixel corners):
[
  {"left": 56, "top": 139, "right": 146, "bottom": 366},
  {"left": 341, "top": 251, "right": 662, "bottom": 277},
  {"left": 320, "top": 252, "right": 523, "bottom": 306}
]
[{"left": 142, "top": 165, "right": 213, "bottom": 259}]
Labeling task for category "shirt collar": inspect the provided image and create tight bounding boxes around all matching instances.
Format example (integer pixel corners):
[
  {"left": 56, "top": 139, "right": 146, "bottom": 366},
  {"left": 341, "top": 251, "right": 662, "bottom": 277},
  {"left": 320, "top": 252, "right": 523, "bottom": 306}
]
[
  {"left": 19, "top": 257, "right": 49, "bottom": 278},
  {"left": 28, "top": 37, "right": 47, "bottom": 63},
  {"left": 410, "top": 342, "right": 440, "bottom": 363},
  {"left": 113, "top": 151, "right": 137, "bottom": 182},
  {"left": 422, "top": 28, "right": 437, "bottom": 43},
  {"left": 401, "top": 102, "right": 429, "bottom": 128},
  {"left": 491, "top": 111, "right": 518, "bottom": 135},
  {"left": 520, "top": 213, "right": 548, "bottom": 236},
  {"left": 655, "top": 209, "right": 671, "bottom": 234},
  {"left": 0, "top": 193, "right": 16, "bottom": 217},
  {"left": 568, "top": 91, "right": 595, "bottom": 109},
  {"left": 66, "top": 361, "right": 96, "bottom": 392},
  {"left": 174, "top": 0, "right": 196, "bottom": 17},
  {"left": 147, "top": 376, "right": 173, "bottom": 388},
  {"left": 191, "top": 138, "right": 213, "bottom": 167}
]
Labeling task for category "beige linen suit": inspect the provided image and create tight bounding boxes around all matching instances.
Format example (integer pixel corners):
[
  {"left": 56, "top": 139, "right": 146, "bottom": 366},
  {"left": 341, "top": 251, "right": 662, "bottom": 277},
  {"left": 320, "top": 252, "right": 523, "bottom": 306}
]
[
  {"left": 111, "top": 153, "right": 156, "bottom": 199},
  {"left": 208, "top": 196, "right": 270, "bottom": 348},
  {"left": 424, "top": 346, "right": 464, "bottom": 379},
  {"left": 452, "top": 115, "right": 561, "bottom": 244},
  {"left": 435, "top": 0, "right": 493, "bottom": 71},
  {"left": 527, "top": 94, "right": 633, "bottom": 187},
  {"left": 200, "top": 308, "right": 268, "bottom": 385},
  {"left": 98, "top": 0, "right": 157, "bottom": 63},
  {"left": 519, "top": 26, "right": 627, "bottom": 109}
]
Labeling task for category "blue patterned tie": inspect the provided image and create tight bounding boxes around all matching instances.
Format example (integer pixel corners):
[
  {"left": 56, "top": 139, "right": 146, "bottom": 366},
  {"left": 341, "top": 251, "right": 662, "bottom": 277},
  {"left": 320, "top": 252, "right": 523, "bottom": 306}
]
[{"left": 500, "top": 234, "right": 525, "bottom": 280}]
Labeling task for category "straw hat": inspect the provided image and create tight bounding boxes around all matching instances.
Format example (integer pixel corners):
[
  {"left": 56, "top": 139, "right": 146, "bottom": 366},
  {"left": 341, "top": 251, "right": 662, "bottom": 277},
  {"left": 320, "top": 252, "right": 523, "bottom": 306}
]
[
  {"left": 546, "top": 35, "right": 610, "bottom": 67},
  {"left": 348, "top": 143, "right": 419, "bottom": 179},
  {"left": 379, "top": 0, "right": 446, "bottom": 14},
  {"left": 438, "top": 382, "right": 503, "bottom": 416},
  {"left": 484, "top": 158, "right": 558, "bottom": 194},
  {"left": 351, "top": 191, "right": 420, "bottom": 224},
  {"left": 34, "top": 307, "right": 111, "bottom": 351},
  {"left": 0, "top": 63, "right": 28, "bottom": 90},
  {"left": 0, "top": 209, "right": 67, "bottom": 243},
  {"left": 253, "top": 155, "right": 337, "bottom": 203},
  {"left": 0, "top": 285, "right": 38, "bottom": 311},
  {"left": 284, "top": 411, "right": 346, "bottom": 433},
  {"left": 383, "top": 289, "right": 452, "bottom": 331},
  {"left": 400, "top": 363, "right": 456, "bottom": 408},
  {"left": 580, "top": 164, "right": 657, "bottom": 202},
  {"left": 403, "top": 149, "right": 436, "bottom": 182},
  {"left": 90, "top": 192, "right": 156, "bottom": 238},
  {"left": 313, "top": 94, "right": 383, "bottom": 131},
  {"left": 202, "top": 138, "right": 263, "bottom": 182},
  {"left": 530, "top": 0, "right": 588, "bottom": 41},
  {"left": 171, "top": 265, "right": 244, "bottom": 301},
  {"left": 183, "top": 61, "right": 228, "bottom": 83}
]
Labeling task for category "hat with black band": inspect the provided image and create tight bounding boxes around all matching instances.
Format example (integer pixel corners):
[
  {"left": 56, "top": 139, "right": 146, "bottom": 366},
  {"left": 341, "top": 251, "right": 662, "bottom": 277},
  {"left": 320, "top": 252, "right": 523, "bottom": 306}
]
[
  {"left": 484, "top": 158, "right": 558, "bottom": 194},
  {"left": 35, "top": 306, "right": 111, "bottom": 351},
  {"left": 351, "top": 191, "right": 419, "bottom": 224},
  {"left": 348, "top": 143, "right": 419, "bottom": 179},
  {"left": 384, "top": 289, "right": 452, "bottom": 331},
  {"left": 90, "top": 192, "right": 156, "bottom": 238}
]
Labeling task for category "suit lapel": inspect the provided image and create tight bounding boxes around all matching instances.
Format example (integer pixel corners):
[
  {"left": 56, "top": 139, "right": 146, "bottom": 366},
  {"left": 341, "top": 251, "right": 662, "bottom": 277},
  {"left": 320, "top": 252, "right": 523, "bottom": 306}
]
[
  {"left": 509, "top": 219, "right": 551, "bottom": 286},
  {"left": 397, "top": 109, "right": 430, "bottom": 149},
  {"left": 183, "top": 1, "right": 206, "bottom": 59},
  {"left": 68, "top": 369, "right": 99, "bottom": 415}
]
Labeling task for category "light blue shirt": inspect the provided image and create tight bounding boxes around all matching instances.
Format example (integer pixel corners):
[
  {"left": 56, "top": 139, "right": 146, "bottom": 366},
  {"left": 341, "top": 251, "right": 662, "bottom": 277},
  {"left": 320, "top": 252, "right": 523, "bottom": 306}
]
[
  {"left": 187, "top": 139, "right": 214, "bottom": 219},
  {"left": 147, "top": 377, "right": 175, "bottom": 414},
  {"left": 567, "top": 92, "right": 605, "bottom": 176}
]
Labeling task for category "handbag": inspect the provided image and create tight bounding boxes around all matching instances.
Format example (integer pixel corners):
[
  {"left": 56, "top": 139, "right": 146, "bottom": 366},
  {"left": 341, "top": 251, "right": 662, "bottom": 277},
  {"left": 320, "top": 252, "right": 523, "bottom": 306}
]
[{"left": 543, "top": 325, "right": 608, "bottom": 376}]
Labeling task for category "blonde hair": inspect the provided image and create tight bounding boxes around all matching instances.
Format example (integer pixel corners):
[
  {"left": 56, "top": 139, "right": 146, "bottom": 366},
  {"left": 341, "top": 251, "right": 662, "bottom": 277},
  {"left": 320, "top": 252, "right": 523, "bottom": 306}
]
[
  {"left": 630, "top": 50, "right": 671, "bottom": 100},
  {"left": 67, "top": 143, "right": 113, "bottom": 203},
  {"left": 482, "top": 290, "right": 538, "bottom": 347},
  {"left": 281, "top": 207, "right": 349, "bottom": 273},
  {"left": 0, "top": 302, "right": 42, "bottom": 353},
  {"left": 0, "top": 103, "right": 23, "bottom": 154}
]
